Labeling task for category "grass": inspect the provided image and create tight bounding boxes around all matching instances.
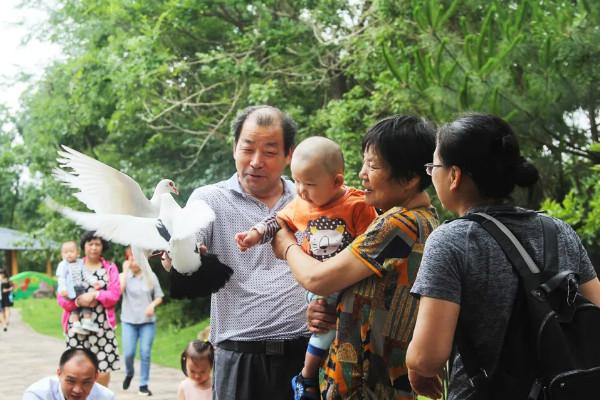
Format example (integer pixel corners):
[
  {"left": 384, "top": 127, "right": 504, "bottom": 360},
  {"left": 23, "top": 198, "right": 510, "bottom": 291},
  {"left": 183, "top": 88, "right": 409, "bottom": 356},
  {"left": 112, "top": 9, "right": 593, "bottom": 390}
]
[{"left": 16, "top": 298, "right": 209, "bottom": 369}]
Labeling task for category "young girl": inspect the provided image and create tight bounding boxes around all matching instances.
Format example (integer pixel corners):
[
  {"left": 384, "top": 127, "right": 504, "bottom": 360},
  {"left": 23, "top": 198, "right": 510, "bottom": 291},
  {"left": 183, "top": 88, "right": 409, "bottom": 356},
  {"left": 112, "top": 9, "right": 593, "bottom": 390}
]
[{"left": 178, "top": 340, "right": 214, "bottom": 400}]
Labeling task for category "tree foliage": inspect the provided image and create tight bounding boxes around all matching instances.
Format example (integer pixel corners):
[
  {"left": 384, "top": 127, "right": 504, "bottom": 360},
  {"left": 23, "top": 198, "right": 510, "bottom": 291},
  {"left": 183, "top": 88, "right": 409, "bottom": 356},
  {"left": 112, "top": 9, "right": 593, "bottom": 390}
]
[{"left": 1, "top": 0, "right": 599, "bottom": 272}]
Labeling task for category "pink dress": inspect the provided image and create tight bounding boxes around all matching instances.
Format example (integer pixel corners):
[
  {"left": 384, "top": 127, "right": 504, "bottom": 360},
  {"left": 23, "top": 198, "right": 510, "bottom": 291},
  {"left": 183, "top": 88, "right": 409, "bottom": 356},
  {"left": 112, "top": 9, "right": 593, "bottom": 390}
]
[{"left": 178, "top": 378, "right": 212, "bottom": 400}]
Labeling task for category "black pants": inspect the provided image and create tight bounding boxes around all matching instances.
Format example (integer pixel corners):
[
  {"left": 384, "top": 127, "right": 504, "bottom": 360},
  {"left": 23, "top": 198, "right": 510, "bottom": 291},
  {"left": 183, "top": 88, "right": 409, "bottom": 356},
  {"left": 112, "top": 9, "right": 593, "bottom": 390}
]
[{"left": 214, "top": 337, "right": 309, "bottom": 400}]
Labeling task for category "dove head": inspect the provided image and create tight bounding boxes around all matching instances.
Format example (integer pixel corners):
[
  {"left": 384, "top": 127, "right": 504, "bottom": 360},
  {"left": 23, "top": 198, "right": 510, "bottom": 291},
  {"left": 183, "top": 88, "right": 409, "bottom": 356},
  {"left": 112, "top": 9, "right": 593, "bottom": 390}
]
[{"left": 156, "top": 179, "right": 179, "bottom": 196}]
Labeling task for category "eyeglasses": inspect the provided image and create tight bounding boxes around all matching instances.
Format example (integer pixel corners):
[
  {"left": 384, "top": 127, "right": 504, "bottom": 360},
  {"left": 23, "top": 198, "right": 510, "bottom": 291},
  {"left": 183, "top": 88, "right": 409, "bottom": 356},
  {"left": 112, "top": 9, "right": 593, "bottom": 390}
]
[{"left": 424, "top": 163, "right": 444, "bottom": 176}]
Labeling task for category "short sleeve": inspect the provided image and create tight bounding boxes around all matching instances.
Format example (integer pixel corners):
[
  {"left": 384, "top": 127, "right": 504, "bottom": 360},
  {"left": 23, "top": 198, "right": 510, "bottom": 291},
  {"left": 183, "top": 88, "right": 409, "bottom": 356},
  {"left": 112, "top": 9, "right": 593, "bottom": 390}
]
[
  {"left": 349, "top": 210, "right": 419, "bottom": 277},
  {"left": 410, "top": 223, "right": 464, "bottom": 304},
  {"left": 558, "top": 219, "right": 597, "bottom": 283}
]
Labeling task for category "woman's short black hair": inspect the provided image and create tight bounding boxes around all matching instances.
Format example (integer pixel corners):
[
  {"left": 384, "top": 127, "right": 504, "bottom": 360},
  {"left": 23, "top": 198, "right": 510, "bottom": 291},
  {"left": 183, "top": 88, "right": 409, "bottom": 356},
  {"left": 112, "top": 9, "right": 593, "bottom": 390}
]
[
  {"left": 362, "top": 115, "right": 436, "bottom": 191},
  {"left": 180, "top": 340, "right": 214, "bottom": 376},
  {"left": 436, "top": 113, "right": 539, "bottom": 199},
  {"left": 79, "top": 231, "right": 110, "bottom": 253},
  {"left": 59, "top": 347, "right": 99, "bottom": 370}
]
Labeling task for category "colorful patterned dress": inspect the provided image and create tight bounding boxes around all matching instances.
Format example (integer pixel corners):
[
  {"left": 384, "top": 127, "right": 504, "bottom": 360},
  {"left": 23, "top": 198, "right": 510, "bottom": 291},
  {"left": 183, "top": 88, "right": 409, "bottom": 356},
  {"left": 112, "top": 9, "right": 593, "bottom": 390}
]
[{"left": 320, "top": 206, "right": 438, "bottom": 399}]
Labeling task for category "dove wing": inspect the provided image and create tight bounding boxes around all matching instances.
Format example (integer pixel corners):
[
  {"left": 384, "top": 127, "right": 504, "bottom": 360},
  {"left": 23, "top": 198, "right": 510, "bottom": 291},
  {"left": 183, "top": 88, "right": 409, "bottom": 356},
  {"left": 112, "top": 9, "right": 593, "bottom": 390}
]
[
  {"left": 170, "top": 199, "right": 216, "bottom": 241},
  {"left": 48, "top": 200, "right": 168, "bottom": 251},
  {"left": 54, "top": 145, "right": 154, "bottom": 216}
]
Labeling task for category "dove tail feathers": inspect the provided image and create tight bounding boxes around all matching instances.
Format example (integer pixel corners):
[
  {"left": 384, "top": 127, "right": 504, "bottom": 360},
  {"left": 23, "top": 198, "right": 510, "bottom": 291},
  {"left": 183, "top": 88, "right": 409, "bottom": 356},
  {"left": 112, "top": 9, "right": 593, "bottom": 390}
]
[{"left": 169, "top": 254, "right": 233, "bottom": 299}]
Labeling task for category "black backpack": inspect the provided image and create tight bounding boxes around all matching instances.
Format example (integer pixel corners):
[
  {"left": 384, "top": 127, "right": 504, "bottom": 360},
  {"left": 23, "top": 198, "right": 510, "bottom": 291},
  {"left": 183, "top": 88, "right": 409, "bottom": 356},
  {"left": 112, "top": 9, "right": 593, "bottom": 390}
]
[{"left": 455, "top": 212, "right": 600, "bottom": 399}]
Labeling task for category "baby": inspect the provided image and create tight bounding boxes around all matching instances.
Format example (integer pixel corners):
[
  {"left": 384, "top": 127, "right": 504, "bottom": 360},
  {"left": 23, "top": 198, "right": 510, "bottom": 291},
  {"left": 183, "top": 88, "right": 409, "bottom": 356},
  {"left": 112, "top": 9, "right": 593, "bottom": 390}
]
[
  {"left": 55, "top": 240, "right": 103, "bottom": 335},
  {"left": 235, "top": 136, "right": 378, "bottom": 399}
]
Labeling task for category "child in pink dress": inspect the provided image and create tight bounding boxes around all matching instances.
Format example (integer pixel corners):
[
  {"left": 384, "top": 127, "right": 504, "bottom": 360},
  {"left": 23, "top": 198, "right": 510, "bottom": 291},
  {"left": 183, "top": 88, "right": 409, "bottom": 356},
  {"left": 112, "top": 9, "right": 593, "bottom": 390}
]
[{"left": 178, "top": 340, "right": 214, "bottom": 400}]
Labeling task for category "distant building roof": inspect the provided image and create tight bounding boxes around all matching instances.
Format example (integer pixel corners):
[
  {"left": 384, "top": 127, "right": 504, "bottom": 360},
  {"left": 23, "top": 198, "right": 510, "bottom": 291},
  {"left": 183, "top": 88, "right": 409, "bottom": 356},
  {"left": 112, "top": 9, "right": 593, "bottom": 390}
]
[{"left": 0, "top": 227, "right": 56, "bottom": 250}]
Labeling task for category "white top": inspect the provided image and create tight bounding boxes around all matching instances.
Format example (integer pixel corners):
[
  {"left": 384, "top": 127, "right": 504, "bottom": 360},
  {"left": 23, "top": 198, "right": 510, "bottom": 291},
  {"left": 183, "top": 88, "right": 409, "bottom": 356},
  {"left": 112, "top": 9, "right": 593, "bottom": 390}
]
[
  {"left": 23, "top": 375, "right": 115, "bottom": 400},
  {"left": 178, "top": 378, "right": 212, "bottom": 400}
]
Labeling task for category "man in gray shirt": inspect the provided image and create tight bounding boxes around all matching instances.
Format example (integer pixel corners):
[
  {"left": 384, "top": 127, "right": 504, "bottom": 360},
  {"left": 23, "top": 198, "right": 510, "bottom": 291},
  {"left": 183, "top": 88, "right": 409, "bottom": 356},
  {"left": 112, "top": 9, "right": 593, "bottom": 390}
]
[{"left": 163, "top": 105, "right": 309, "bottom": 400}]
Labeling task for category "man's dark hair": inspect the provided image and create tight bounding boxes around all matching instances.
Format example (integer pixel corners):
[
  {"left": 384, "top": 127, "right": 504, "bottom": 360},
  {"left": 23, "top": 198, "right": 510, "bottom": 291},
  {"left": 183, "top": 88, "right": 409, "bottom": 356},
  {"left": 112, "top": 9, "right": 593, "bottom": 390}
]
[
  {"left": 59, "top": 348, "right": 99, "bottom": 371},
  {"left": 231, "top": 105, "right": 297, "bottom": 155},
  {"left": 79, "top": 231, "right": 111, "bottom": 253},
  {"left": 362, "top": 115, "right": 436, "bottom": 191}
]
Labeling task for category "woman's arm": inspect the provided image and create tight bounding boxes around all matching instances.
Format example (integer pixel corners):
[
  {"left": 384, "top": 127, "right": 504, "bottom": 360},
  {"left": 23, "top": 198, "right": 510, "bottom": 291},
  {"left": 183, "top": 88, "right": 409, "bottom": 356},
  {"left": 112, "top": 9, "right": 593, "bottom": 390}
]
[
  {"left": 406, "top": 297, "right": 460, "bottom": 396},
  {"left": 272, "top": 224, "right": 373, "bottom": 296},
  {"left": 580, "top": 277, "right": 600, "bottom": 307},
  {"left": 57, "top": 291, "right": 78, "bottom": 312}
]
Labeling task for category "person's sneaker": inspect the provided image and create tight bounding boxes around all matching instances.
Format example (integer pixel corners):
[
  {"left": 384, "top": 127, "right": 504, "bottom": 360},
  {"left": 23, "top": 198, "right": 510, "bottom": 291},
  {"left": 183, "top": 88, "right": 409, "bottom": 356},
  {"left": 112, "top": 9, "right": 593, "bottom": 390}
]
[
  {"left": 123, "top": 375, "right": 133, "bottom": 390},
  {"left": 81, "top": 318, "right": 100, "bottom": 333},
  {"left": 138, "top": 386, "right": 153, "bottom": 396},
  {"left": 70, "top": 321, "right": 89, "bottom": 335},
  {"left": 291, "top": 373, "right": 319, "bottom": 400}
]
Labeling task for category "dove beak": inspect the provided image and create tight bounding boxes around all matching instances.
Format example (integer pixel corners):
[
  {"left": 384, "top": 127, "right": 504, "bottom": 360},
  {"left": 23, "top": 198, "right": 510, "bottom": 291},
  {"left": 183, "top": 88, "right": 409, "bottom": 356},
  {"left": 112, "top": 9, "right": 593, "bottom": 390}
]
[{"left": 173, "top": 186, "right": 179, "bottom": 195}]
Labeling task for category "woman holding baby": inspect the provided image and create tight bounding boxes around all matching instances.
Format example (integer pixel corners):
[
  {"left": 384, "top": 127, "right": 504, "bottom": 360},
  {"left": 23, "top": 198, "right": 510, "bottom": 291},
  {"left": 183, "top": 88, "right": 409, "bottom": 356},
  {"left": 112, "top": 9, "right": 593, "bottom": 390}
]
[
  {"left": 273, "top": 115, "right": 439, "bottom": 399},
  {"left": 57, "top": 230, "right": 121, "bottom": 387}
]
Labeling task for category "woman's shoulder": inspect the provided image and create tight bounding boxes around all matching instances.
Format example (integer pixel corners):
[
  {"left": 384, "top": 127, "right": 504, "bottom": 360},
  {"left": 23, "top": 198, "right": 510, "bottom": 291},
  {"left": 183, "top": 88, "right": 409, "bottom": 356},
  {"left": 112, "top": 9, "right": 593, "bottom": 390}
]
[{"left": 381, "top": 205, "right": 438, "bottom": 226}]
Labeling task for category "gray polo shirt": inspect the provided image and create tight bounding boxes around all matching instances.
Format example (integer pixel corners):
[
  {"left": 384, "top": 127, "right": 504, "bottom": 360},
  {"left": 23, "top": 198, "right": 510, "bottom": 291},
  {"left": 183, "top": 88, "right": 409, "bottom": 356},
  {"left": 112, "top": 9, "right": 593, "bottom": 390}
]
[
  {"left": 120, "top": 271, "right": 164, "bottom": 324},
  {"left": 188, "top": 173, "right": 309, "bottom": 343}
]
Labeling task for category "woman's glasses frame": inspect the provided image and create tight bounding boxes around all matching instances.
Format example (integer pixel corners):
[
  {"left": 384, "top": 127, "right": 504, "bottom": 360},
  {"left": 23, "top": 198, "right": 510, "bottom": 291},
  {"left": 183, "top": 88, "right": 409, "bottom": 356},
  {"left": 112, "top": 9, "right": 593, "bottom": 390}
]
[{"left": 424, "top": 163, "right": 444, "bottom": 176}]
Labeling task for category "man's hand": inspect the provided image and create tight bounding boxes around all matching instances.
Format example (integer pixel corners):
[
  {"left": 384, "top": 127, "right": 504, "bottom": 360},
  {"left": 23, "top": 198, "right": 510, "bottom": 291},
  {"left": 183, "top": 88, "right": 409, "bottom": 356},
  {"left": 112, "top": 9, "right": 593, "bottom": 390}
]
[
  {"left": 234, "top": 229, "right": 262, "bottom": 251},
  {"left": 408, "top": 370, "right": 443, "bottom": 399},
  {"left": 307, "top": 298, "right": 336, "bottom": 334}
]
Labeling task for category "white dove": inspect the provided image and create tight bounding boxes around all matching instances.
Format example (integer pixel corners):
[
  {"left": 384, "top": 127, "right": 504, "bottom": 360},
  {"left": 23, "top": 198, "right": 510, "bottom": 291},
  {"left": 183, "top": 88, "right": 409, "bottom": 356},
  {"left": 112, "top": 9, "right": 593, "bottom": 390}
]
[
  {"left": 46, "top": 193, "right": 216, "bottom": 274},
  {"left": 50, "top": 145, "right": 224, "bottom": 283},
  {"left": 53, "top": 145, "right": 179, "bottom": 217}
]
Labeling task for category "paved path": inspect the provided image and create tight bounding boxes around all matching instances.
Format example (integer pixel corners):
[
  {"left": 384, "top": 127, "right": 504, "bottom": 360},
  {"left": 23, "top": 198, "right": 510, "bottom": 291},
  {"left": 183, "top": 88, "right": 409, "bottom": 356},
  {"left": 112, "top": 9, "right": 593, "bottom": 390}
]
[{"left": 0, "top": 309, "right": 182, "bottom": 399}]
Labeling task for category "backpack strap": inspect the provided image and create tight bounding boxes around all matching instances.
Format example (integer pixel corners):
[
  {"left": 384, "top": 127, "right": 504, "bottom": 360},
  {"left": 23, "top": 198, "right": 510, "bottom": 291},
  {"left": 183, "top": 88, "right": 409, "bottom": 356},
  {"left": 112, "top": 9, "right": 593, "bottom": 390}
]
[
  {"left": 453, "top": 212, "right": 557, "bottom": 397},
  {"left": 541, "top": 215, "right": 558, "bottom": 273}
]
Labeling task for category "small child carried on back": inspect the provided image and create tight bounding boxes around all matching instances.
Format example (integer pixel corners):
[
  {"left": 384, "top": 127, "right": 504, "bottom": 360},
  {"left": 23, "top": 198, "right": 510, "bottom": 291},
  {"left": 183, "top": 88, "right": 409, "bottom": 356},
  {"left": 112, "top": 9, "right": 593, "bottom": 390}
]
[
  {"left": 235, "top": 136, "right": 378, "bottom": 400},
  {"left": 55, "top": 240, "right": 103, "bottom": 335}
]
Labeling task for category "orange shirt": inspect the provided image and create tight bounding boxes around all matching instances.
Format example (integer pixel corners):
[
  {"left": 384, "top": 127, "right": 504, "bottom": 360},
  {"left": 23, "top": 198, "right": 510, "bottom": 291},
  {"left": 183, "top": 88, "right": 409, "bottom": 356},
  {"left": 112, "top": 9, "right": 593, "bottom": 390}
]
[{"left": 277, "top": 187, "right": 377, "bottom": 261}]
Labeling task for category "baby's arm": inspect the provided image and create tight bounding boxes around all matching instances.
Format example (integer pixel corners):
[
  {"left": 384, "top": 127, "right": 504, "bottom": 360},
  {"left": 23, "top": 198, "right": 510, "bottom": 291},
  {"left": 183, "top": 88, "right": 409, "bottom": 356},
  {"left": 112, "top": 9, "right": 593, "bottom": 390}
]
[
  {"left": 235, "top": 228, "right": 264, "bottom": 251},
  {"left": 235, "top": 214, "right": 282, "bottom": 251}
]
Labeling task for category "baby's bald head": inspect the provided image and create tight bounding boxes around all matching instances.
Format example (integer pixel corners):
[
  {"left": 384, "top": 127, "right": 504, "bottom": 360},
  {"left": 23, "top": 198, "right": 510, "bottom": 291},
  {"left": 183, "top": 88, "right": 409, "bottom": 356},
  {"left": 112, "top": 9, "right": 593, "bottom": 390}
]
[{"left": 291, "top": 136, "right": 344, "bottom": 176}]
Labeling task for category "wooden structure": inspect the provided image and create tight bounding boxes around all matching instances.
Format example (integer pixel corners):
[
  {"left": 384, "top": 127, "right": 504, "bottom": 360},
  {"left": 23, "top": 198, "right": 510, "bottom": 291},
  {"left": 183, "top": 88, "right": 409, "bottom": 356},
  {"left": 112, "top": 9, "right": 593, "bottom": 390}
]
[{"left": 0, "top": 227, "right": 56, "bottom": 277}]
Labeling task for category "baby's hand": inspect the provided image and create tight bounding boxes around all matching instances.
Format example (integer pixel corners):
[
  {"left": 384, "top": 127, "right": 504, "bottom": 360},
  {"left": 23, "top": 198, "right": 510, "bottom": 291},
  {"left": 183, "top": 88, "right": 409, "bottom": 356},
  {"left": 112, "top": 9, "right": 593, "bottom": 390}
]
[
  {"left": 93, "top": 281, "right": 105, "bottom": 290},
  {"left": 59, "top": 290, "right": 69, "bottom": 298},
  {"left": 235, "top": 229, "right": 262, "bottom": 251}
]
